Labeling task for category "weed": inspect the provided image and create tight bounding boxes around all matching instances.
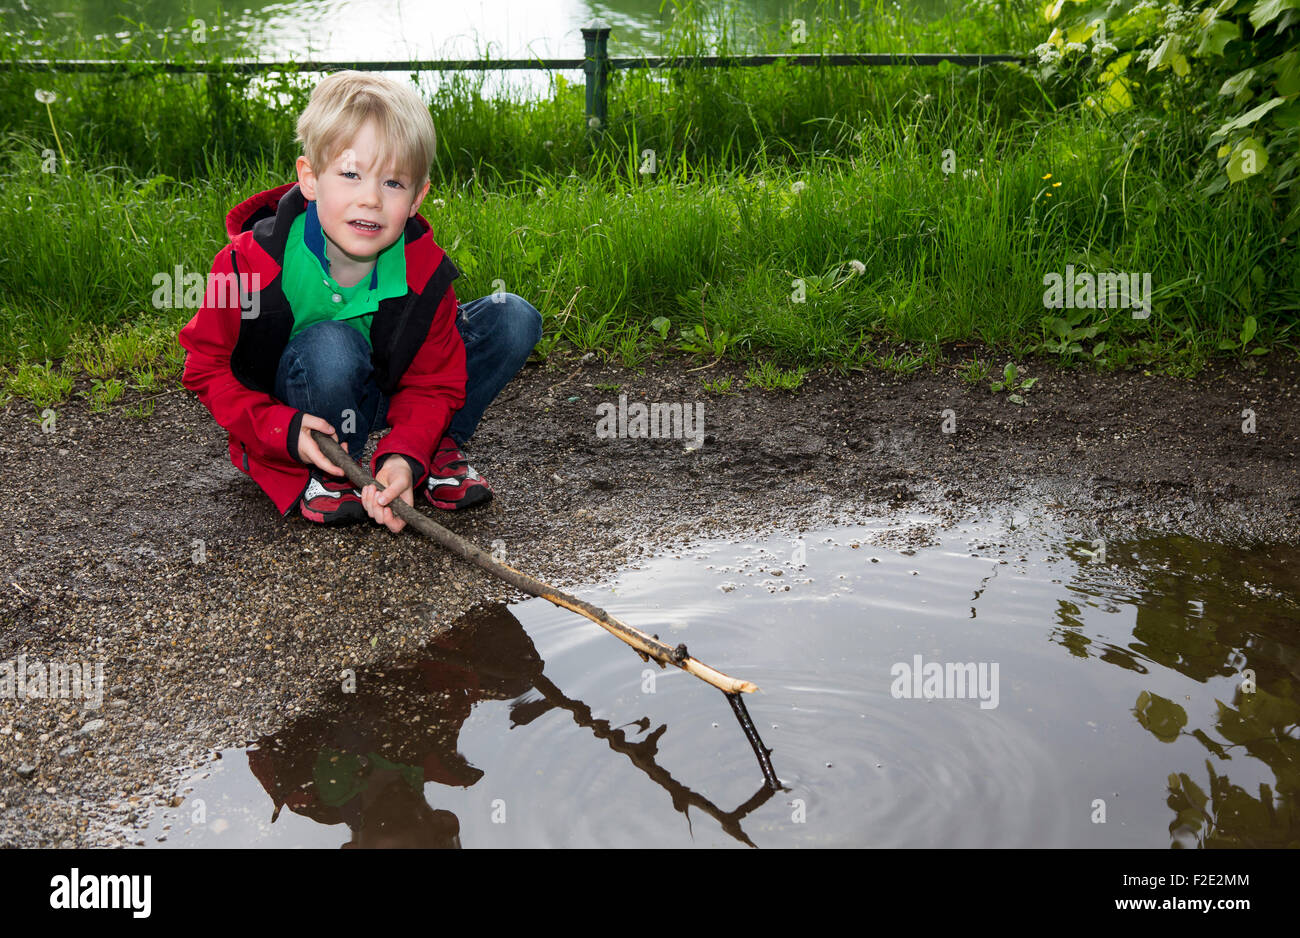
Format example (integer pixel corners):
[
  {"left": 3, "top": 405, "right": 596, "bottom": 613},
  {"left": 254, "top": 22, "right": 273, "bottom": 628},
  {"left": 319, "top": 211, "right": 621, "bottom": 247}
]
[
  {"left": 5, "top": 360, "right": 73, "bottom": 409},
  {"left": 989, "top": 362, "right": 1038, "bottom": 405},
  {"left": 746, "top": 361, "right": 806, "bottom": 391},
  {"left": 958, "top": 357, "right": 991, "bottom": 385}
]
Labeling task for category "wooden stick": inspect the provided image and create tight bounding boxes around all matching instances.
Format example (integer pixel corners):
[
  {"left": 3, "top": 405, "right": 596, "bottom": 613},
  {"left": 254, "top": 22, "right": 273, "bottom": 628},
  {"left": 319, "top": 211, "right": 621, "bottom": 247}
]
[{"left": 310, "top": 431, "right": 759, "bottom": 695}]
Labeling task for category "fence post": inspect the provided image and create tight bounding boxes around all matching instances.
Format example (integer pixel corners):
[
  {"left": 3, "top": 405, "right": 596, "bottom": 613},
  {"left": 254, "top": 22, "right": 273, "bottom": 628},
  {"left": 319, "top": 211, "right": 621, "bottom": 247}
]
[{"left": 581, "top": 18, "right": 611, "bottom": 134}]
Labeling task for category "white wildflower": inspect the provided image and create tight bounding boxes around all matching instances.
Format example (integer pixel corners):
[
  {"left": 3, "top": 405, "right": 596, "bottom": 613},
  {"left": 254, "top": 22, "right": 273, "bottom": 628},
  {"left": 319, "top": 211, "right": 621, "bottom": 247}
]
[
  {"left": 791, "top": 180, "right": 806, "bottom": 194},
  {"left": 1033, "top": 42, "right": 1061, "bottom": 66},
  {"left": 848, "top": 260, "right": 865, "bottom": 275},
  {"left": 35, "top": 89, "right": 56, "bottom": 104}
]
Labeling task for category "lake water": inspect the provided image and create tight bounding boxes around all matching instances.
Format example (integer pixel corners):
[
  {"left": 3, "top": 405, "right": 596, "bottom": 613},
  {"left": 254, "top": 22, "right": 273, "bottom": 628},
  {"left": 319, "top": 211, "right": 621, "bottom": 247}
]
[
  {"left": 24, "top": 0, "right": 958, "bottom": 58},
  {"left": 142, "top": 503, "right": 1300, "bottom": 848},
  {"left": 14, "top": 0, "right": 958, "bottom": 97}
]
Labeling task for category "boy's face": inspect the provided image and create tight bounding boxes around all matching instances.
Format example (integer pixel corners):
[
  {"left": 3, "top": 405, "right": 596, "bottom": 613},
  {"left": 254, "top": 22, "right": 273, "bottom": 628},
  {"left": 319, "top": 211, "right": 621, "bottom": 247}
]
[{"left": 296, "top": 117, "right": 431, "bottom": 266}]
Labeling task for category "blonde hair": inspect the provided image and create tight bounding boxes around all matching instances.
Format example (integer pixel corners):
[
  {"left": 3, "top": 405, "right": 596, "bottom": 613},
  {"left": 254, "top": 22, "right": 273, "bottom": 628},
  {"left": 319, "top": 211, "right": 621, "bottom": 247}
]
[{"left": 296, "top": 71, "right": 436, "bottom": 187}]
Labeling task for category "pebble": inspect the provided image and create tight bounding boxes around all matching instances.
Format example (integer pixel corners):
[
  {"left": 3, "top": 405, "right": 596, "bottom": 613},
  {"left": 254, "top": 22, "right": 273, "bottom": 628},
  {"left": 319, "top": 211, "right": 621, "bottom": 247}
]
[
  {"left": 79, "top": 720, "right": 105, "bottom": 736},
  {"left": 16, "top": 764, "right": 36, "bottom": 779}
]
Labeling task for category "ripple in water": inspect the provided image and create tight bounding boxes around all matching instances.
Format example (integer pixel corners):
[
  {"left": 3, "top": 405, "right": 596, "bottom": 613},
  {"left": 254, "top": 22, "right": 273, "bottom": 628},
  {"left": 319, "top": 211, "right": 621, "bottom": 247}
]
[{"left": 145, "top": 506, "right": 1300, "bottom": 848}]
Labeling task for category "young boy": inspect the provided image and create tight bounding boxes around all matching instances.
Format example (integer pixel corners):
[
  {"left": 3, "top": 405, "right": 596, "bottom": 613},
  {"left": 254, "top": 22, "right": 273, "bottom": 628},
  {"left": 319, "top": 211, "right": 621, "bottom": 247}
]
[{"left": 179, "top": 71, "right": 541, "bottom": 531}]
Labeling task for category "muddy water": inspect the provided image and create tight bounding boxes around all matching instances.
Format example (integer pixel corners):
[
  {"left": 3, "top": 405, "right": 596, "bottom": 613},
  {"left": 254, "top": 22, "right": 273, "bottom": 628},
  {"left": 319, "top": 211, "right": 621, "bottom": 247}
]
[{"left": 143, "top": 505, "right": 1300, "bottom": 848}]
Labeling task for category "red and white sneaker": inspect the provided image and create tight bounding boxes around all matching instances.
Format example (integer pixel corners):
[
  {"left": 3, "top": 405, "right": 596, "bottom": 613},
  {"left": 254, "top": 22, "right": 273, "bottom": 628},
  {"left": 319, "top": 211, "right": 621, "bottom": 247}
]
[
  {"left": 300, "top": 469, "right": 366, "bottom": 526},
  {"left": 424, "top": 436, "right": 493, "bottom": 510}
]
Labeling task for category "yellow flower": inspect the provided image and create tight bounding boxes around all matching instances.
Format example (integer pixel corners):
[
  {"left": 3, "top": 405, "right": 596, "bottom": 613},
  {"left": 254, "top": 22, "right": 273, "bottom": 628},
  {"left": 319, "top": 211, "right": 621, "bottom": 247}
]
[
  {"left": 1041, "top": 173, "right": 1052, "bottom": 180},
  {"left": 1052, "top": 182, "right": 1061, "bottom": 188}
]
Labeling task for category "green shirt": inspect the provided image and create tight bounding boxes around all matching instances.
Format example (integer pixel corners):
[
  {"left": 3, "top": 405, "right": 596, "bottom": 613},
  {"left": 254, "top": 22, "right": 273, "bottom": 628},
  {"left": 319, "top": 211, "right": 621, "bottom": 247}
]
[{"left": 283, "top": 200, "right": 408, "bottom": 343}]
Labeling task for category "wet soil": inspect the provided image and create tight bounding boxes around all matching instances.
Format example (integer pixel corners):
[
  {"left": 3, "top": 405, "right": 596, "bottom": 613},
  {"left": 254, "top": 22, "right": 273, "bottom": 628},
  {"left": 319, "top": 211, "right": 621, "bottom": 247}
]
[{"left": 1, "top": 349, "right": 1297, "bottom": 846}]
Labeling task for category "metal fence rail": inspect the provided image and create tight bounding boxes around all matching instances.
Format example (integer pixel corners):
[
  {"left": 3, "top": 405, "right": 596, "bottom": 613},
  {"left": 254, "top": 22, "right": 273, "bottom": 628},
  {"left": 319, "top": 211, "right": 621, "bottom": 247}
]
[{"left": 10, "top": 18, "right": 1028, "bottom": 130}]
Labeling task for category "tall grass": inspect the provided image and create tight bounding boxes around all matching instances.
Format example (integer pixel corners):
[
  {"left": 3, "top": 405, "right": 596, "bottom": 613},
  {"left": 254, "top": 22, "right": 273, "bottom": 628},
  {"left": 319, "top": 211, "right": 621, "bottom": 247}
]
[{"left": 0, "top": 0, "right": 1295, "bottom": 408}]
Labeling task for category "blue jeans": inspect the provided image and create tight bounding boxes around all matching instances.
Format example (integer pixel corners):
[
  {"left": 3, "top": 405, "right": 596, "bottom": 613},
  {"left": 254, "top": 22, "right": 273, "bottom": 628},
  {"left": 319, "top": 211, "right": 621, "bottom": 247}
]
[{"left": 274, "top": 293, "right": 542, "bottom": 461}]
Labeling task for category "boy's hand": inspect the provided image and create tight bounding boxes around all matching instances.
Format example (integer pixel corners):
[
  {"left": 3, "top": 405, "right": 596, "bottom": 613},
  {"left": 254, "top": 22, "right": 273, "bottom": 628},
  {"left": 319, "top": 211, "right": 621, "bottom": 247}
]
[
  {"left": 298, "top": 414, "right": 349, "bottom": 475},
  {"left": 362, "top": 458, "right": 414, "bottom": 533}
]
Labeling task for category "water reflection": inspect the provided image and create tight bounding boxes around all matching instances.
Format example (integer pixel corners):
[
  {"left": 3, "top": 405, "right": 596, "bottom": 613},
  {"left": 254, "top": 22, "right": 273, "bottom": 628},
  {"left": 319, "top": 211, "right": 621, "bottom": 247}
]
[
  {"left": 1055, "top": 536, "right": 1300, "bottom": 848},
  {"left": 143, "top": 514, "right": 1300, "bottom": 848},
  {"left": 245, "top": 603, "right": 774, "bottom": 848}
]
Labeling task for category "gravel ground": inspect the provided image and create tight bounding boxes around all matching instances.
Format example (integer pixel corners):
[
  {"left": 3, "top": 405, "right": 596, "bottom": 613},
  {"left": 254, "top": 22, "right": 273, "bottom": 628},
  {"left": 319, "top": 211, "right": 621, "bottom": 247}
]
[{"left": 1, "top": 349, "right": 1297, "bottom": 846}]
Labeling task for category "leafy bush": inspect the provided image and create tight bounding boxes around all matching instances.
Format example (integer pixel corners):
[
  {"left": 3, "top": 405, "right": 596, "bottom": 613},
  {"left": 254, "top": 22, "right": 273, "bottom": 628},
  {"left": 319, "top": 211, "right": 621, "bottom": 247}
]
[{"left": 1033, "top": 0, "right": 1299, "bottom": 233}]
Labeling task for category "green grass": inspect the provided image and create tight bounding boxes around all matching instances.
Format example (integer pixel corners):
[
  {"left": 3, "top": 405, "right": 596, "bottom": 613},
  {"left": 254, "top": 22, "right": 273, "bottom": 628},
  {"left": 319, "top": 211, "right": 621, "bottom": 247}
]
[
  {"left": 4, "top": 359, "right": 74, "bottom": 410},
  {"left": 957, "top": 355, "right": 991, "bottom": 385},
  {"left": 0, "top": 0, "right": 1296, "bottom": 410},
  {"left": 701, "top": 375, "right": 737, "bottom": 395},
  {"left": 745, "top": 361, "right": 807, "bottom": 391}
]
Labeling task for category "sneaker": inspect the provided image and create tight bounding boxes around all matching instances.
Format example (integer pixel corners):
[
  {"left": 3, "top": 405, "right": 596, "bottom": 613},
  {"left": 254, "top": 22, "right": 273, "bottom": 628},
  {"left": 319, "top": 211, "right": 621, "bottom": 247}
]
[
  {"left": 424, "top": 435, "right": 493, "bottom": 510},
  {"left": 300, "top": 468, "right": 366, "bottom": 526}
]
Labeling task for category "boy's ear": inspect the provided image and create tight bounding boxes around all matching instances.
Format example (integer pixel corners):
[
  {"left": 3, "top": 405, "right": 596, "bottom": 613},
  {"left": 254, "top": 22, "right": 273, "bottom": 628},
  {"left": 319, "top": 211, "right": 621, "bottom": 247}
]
[
  {"left": 407, "top": 179, "right": 432, "bottom": 218},
  {"left": 296, "top": 155, "right": 317, "bottom": 200}
]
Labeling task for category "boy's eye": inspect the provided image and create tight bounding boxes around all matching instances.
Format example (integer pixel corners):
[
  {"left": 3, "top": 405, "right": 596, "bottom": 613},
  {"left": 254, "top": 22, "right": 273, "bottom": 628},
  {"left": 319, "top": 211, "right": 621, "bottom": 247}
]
[{"left": 338, "top": 171, "right": 404, "bottom": 189}]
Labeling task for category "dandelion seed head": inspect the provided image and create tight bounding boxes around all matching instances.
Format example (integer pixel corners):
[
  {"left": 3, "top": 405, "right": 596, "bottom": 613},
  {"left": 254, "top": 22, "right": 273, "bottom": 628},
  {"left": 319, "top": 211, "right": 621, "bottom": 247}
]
[{"left": 35, "top": 88, "right": 57, "bottom": 104}]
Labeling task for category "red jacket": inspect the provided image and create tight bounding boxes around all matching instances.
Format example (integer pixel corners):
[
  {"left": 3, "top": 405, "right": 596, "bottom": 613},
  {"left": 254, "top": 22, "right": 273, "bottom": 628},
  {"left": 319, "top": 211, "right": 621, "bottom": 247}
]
[{"left": 178, "top": 183, "right": 467, "bottom": 516}]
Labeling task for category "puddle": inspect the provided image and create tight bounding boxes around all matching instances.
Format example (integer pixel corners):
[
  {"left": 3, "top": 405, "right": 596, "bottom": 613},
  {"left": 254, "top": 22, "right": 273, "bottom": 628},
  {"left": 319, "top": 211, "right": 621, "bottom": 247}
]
[{"left": 143, "top": 505, "right": 1300, "bottom": 848}]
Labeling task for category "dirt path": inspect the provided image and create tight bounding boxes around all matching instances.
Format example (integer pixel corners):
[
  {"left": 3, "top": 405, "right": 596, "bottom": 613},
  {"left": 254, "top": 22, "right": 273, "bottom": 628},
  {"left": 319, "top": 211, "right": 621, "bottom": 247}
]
[{"left": 1, "top": 351, "right": 1297, "bottom": 846}]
